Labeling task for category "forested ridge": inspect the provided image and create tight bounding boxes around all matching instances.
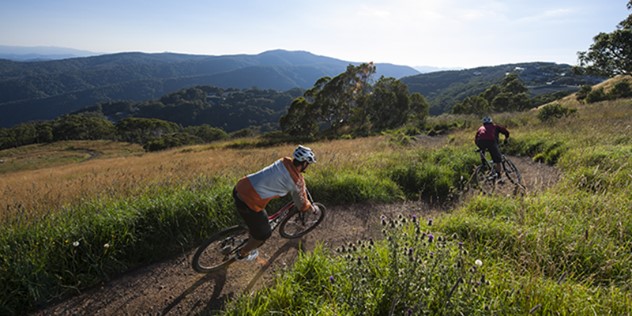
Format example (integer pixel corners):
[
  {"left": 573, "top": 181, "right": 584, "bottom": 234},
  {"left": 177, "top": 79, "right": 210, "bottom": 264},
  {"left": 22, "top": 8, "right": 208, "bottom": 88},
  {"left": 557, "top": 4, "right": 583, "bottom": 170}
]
[
  {"left": 1, "top": 62, "right": 627, "bottom": 153},
  {"left": 402, "top": 62, "right": 603, "bottom": 114},
  {"left": 0, "top": 50, "right": 419, "bottom": 127},
  {"left": 0, "top": 50, "right": 604, "bottom": 128}
]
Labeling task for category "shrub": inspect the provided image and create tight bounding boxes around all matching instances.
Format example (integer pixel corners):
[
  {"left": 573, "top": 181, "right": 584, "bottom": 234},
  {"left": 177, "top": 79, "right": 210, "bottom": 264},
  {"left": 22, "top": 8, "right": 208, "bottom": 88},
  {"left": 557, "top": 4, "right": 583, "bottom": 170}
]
[
  {"left": 537, "top": 103, "right": 577, "bottom": 122},
  {"left": 143, "top": 132, "right": 202, "bottom": 151},
  {"left": 585, "top": 88, "right": 608, "bottom": 103},
  {"left": 575, "top": 85, "right": 592, "bottom": 101},
  {"left": 608, "top": 80, "right": 632, "bottom": 99}
]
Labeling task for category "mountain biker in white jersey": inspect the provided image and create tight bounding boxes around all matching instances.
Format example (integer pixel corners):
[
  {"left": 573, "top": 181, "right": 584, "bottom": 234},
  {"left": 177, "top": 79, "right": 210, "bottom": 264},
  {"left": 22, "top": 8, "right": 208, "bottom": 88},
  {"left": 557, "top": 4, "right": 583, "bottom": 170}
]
[{"left": 232, "top": 145, "right": 319, "bottom": 261}]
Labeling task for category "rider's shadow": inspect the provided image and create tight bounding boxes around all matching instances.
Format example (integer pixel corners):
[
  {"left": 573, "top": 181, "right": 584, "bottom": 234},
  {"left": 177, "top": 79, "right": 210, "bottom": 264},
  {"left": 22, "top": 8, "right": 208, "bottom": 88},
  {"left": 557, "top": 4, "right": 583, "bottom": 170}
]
[
  {"left": 244, "top": 237, "right": 305, "bottom": 293},
  {"left": 165, "top": 238, "right": 304, "bottom": 315},
  {"left": 162, "top": 269, "right": 229, "bottom": 316}
]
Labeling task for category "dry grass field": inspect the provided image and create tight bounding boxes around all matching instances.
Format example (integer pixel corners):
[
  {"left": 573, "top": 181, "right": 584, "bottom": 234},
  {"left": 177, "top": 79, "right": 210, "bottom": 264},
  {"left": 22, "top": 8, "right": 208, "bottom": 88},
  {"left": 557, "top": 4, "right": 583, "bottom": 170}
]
[{"left": 0, "top": 136, "right": 403, "bottom": 222}]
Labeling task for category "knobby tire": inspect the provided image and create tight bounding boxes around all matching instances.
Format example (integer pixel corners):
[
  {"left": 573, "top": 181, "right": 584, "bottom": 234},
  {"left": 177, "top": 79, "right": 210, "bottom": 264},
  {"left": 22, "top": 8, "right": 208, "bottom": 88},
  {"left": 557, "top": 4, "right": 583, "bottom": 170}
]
[
  {"left": 503, "top": 158, "right": 523, "bottom": 187},
  {"left": 279, "top": 202, "right": 326, "bottom": 239},
  {"left": 474, "top": 164, "right": 496, "bottom": 195},
  {"left": 192, "top": 225, "right": 249, "bottom": 273}
]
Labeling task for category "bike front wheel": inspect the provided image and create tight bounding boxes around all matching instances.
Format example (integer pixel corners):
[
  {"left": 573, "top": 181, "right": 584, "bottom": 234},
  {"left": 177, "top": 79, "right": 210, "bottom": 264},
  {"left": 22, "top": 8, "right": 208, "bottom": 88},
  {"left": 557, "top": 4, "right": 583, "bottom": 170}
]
[
  {"left": 279, "top": 202, "right": 326, "bottom": 239},
  {"left": 474, "top": 164, "right": 496, "bottom": 195},
  {"left": 502, "top": 158, "right": 524, "bottom": 187},
  {"left": 192, "top": 225, "right": 249, "bottom": 273}
]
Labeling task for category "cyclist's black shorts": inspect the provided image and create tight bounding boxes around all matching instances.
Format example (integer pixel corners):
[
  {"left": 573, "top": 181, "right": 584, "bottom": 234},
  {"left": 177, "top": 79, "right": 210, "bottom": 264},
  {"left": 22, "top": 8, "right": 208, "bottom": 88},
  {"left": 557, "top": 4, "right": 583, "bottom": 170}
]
[
  {"left": 233, "top": 187, "right": 272, "bottom": 241},
  {"left": 476, "top": 139, "right": 502, "bottom": 163}
]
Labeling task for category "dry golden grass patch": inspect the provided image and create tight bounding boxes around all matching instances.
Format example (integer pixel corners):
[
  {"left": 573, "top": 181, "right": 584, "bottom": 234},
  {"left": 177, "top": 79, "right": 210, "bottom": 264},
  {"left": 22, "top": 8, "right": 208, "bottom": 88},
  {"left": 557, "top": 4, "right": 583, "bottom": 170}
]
[
  {"left": 0, "top": 140, "right": 144, "bottom": 174},
  {"left": 0, "top": 136, "right": 397, "bottom": 222},
  {"left": 549, "top": 75, "right": 632, "bottom": 108}
]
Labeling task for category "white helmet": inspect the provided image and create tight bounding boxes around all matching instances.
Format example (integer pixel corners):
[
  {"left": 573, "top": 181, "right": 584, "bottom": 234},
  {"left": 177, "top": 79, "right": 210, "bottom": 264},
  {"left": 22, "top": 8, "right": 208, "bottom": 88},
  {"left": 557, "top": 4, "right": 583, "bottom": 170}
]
[
  {"left": 293, "top": 145, "right": 316, "bottom": 164},
  {"left": 482, "top": 116, "right": 493, "bottom": 124}
]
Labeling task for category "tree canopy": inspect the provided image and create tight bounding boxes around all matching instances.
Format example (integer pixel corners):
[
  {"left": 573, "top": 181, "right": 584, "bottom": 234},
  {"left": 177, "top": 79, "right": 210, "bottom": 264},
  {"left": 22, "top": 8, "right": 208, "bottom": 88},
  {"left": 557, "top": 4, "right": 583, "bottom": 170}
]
[
  {"left": 280, "top": 63, "right": 430, "bottom": 138},
  {"left": 451, "top": 73, "right": 531, "bottom": 115},
  {"left": 577, "top": 1, "right": 632, "bottom": 77}
]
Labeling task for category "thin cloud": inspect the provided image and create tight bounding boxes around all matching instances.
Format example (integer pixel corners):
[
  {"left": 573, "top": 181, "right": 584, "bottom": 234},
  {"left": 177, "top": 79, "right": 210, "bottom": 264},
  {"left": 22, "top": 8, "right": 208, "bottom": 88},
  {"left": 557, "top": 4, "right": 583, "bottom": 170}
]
[{"left": 515, "top": 8, "right": 577, "bottom": 24}]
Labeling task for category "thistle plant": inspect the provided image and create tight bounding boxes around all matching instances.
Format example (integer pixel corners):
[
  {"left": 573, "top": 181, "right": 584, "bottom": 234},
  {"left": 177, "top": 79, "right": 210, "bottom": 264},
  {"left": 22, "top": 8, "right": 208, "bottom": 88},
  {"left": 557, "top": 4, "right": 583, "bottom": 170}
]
[{"left": 331, "top": 213, "right": 492, "bottom": 315}]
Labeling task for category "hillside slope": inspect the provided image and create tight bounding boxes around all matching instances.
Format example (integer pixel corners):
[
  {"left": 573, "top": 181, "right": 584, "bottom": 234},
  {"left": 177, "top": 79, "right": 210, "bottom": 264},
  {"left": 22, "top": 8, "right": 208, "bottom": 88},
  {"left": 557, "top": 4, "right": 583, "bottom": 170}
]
[
  {"left": 33, "top": 141, "right": 560, "bottom": 315},
  {"left": 401, "top": 62, "right": 603, "bottom": 114},
  {"left": 0, "top": 50, "right": 418, "bottom": 128}
]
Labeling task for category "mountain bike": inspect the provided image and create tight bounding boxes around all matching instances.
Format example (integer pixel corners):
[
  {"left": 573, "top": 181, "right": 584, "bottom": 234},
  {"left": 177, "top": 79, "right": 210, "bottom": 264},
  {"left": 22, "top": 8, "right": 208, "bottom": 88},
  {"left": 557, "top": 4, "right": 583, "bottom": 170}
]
[
  {"left": 192, "top": 189, "right": 326, "bottom": 273},
  {"left": 472, "top": 148, "right": 525, "bottom": 195}
]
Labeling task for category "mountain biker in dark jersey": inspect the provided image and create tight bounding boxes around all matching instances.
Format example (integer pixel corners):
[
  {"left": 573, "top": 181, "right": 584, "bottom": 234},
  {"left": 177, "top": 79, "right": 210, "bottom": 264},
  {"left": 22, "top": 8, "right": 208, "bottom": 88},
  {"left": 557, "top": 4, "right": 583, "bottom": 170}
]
[
  {"left": 475, "top": 116, "right": 510, "bottom": 178},
  {"left": 232, "top": 145, "right": 318, "bottom": 261}
]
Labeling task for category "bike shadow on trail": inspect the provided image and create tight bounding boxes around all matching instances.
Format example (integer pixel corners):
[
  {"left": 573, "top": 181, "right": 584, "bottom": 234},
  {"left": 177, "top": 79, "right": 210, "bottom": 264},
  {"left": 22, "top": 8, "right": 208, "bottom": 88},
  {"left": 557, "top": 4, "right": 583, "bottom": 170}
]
[
  {"left": 166, "top": 237, "right": 304, "bottom": 315},
  {"left": 243, "top": 237, "right": 305, "bottom": 293},
  {"left": 162, "top": 270, "right": 229, "bottom": 316}
]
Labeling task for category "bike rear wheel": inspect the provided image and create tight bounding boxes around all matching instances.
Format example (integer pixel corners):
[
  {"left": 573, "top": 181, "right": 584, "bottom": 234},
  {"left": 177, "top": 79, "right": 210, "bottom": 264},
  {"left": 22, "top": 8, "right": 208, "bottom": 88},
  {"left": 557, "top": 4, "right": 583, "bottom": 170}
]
[
  {"left": 192, "top": 225, "right": 249, "bottom": 273},
  {"left": 474, "top": 164, "right": 496, "bottom": 195},
  {"left": 279, "top": 202, "right": 326, "bottom": 239}
]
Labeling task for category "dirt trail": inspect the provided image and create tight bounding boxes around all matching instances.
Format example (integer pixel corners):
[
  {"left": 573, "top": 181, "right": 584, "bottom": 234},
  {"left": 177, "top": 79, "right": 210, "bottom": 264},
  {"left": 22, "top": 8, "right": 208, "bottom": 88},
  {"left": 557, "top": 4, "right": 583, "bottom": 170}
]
[{"left": 34, "top": 156, "right": 560, "bottom": 316}]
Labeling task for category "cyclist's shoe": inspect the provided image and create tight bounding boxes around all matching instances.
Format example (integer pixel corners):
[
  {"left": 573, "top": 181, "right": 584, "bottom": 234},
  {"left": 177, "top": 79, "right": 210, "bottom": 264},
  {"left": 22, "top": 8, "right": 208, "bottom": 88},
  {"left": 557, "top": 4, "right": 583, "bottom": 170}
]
[{"left": 236, "top": 249, "right": 259, "bottom": 262}]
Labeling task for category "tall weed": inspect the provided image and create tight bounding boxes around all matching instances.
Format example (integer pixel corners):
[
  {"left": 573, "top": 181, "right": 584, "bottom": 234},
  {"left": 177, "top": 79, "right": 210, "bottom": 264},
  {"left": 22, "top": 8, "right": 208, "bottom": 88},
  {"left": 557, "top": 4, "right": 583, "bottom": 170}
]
[
  {"left": 224, "top": 215, "right": 493, "bottom": 315},
  {"left": 0, "top": 177, "right": 235, "bottom": 314}
]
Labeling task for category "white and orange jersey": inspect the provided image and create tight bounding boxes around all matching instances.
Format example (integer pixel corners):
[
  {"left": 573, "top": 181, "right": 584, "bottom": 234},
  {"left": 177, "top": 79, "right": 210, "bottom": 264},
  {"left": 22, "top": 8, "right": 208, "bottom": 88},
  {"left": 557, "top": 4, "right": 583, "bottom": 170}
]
[{"left": 235, "top": 157, "right": 312, "bottom": 212}]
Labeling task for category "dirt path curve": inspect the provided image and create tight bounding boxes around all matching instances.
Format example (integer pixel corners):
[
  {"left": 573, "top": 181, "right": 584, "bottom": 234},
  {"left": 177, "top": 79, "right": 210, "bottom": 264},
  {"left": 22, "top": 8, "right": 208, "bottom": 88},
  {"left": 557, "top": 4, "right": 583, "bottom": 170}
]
[{"left": 34, "top": 157, "right": 560, "bottom": 316}]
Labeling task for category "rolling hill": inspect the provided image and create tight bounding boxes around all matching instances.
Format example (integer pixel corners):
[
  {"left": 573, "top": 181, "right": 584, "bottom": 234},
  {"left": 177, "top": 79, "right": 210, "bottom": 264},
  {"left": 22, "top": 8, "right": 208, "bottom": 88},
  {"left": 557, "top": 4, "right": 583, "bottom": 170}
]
[
  {"left": 0, "top": 50, "right": 419, "bottom": 128},
  {"left": 401, "top": 62, "right": 604, "bottom": 114},
  {"left": 0, "top": 49, "right": 605, "bottom": 129}
]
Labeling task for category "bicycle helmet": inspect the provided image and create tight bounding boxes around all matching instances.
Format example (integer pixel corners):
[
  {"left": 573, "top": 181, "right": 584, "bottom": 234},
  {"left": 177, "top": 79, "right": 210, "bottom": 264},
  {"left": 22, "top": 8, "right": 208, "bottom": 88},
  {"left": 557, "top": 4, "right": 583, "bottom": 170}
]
[
  {"left": 293, "top": 145, "right": 316, "bottom": 164},
  {"left": 482, "top": 116, "right": 493, "bottom": 124}
]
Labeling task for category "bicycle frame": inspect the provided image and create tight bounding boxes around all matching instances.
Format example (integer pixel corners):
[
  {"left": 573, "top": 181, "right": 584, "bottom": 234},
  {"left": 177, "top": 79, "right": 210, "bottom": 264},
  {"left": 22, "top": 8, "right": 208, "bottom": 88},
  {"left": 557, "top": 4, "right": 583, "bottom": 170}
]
[
  {"left": 191, "top": 187, "right": 324, "bottom": 273},
  {"left": 477, "top": 149, "right": 496, "bottom": 169},
  {"left": 267, "top": 201, "right": 294, "bottom": 232},
  {"left": 477, "top": 148, "right": 509, "bottom": 167},
  {"left": 267, "top": 189, "right": 314, "bottom": 232},
  {"left": 473, "top": 148, "right": 525, "bottom": 194}
]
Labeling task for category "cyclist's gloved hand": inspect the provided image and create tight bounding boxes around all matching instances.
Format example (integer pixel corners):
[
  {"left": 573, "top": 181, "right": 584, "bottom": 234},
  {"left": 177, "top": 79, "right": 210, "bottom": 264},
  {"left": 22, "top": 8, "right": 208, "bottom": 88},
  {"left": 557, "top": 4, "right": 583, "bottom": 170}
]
[{"left": 504, "top": 138, "right": 510, "bottom": 145}]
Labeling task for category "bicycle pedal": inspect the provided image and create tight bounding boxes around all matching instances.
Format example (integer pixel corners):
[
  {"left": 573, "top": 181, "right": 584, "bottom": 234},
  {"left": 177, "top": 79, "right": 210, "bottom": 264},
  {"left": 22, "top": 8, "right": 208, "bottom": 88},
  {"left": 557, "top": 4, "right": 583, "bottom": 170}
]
[{"left": 220, "top": 245, "right": 232, "bottom": 255}]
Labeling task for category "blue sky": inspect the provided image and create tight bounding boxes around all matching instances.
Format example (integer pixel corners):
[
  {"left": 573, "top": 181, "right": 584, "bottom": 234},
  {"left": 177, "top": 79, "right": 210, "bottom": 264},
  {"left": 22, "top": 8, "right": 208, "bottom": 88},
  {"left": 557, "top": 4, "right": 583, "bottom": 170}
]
[{"left": 0, "top": 0, "right": 628, "bottom": 68}]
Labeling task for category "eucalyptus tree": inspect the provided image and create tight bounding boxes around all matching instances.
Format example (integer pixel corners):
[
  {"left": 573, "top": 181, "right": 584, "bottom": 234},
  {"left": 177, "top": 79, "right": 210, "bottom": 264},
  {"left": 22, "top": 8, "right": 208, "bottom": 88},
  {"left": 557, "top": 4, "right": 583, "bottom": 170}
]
[
  {"left": 577, "top": 1, "right": 632, "bottom": 76},
  {"left": 281, "top": 63, "right": 376, "bottom": 137},
  {"left": 362, "top": 76, "right": 419, "bottom": 132},
  {"left": 279, "top": 97, "right": 319, "bottom": 137}
]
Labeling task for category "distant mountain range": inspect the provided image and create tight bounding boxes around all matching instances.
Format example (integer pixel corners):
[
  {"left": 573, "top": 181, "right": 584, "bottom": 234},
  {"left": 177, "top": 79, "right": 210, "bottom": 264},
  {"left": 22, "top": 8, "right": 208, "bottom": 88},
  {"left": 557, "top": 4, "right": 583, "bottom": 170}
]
[
  {"left": 0, "top": 45, "right": 102, "bottom": 61},
  {"left": 0, "top": 48, "right": 419, "bottom": 127},
  {"left": 0, "top": 46, "right": 603, "bottom": 128}
]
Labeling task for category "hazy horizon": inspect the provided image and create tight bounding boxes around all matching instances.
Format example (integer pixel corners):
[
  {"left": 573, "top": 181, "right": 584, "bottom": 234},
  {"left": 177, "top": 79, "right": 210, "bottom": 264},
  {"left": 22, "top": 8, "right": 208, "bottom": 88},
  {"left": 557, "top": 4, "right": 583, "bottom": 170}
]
[{"left": 1, "top": 0, "right": 628, "bottom": 68}]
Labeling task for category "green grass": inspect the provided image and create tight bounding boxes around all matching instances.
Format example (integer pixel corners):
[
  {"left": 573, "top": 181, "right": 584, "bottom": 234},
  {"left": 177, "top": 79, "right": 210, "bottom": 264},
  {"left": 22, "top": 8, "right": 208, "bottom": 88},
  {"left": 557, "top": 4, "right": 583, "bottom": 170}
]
[
  {"left": 223, "top": 216, "right": 494, "bottom": 315},
  {"left": 0, "top": 140, "right": 144, "bottom": 174},
  {"left": 221, "top": 99, "right": 632, "bottom": 314},
  {"left": 1, "top": 99, "right": 631, "bottom": 314},
  {"left": 0, "top": 145, "right": 474, "bottom": 314},
  {"left": 0, "top": 177, "right": 237, "bottom": 314}
]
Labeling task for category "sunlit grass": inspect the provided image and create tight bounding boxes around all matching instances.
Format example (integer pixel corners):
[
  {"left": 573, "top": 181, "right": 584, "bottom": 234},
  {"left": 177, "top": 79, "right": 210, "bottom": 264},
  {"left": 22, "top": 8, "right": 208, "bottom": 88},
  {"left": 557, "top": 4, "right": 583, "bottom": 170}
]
[
  {"left": 0, "top": 137, "right": 401, "bottom": 222},
  {"left": 222, "top": 98, "right": 632, "bottom": 314},
  {"left": 0, "top": 98, "right": 630, "bottom": 314}
]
